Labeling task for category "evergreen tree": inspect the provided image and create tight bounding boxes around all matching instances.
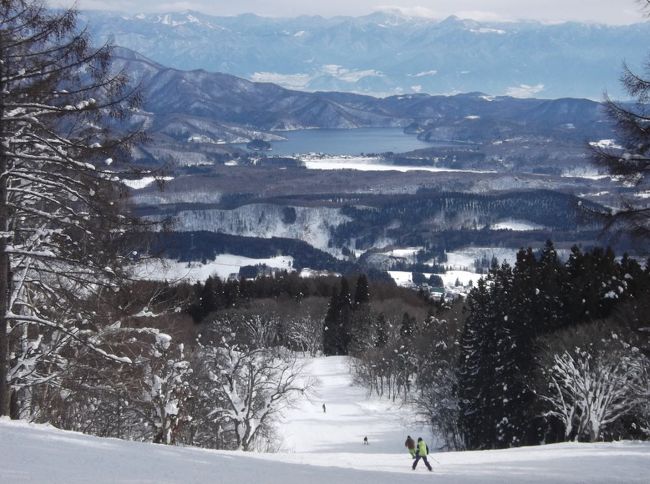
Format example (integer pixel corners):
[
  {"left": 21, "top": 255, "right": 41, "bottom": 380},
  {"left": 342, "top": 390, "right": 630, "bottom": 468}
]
[
  {"left": 590, "top": 4, "right": 650, "bottom": 239},
  {"left": 399, "top": 312, "right": 415, "bottom": 340},
  {"left": 323, "top": 290, "right": 340, "bottom": 356},
  {"left": 458, "top": 278, "right": 498, "bottom": 449},
  {"left": 323, "top": 279, "right": 353, "bottom": 355},
  {"left": 354, "top": 274, "right": 370, "bottom": 306},
  {"left": 349, "top": 274, "right": 373, "bottom": 353},
  {"left": 374, "top": 313, "right": 389, "bottom": 349}
]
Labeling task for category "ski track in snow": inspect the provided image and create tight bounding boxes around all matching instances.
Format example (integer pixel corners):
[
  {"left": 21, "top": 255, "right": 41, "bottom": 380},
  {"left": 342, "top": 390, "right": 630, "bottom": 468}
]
[{"left": 1, "top": 356, "right": 649, "bottom": 483}]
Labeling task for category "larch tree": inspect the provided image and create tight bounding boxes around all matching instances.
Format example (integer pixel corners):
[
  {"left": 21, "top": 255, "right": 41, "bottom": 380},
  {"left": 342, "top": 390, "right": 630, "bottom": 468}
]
[
  {"left": 0, "top": 0, "right": 144, "bottom": 416},
  {"left": 590, "top": 0, "right": 650, "bottom": 238}
]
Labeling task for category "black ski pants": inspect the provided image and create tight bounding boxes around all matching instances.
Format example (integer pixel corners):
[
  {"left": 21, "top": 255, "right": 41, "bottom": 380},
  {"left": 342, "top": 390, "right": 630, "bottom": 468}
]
[{"left": 412, "top": 454, "right": 432, "bottom": 471}]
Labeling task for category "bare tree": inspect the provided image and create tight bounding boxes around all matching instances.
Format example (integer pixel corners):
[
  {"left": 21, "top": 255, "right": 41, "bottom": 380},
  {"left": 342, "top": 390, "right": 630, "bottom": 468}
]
[
  {"left": 197, "top": 331, "right": 312, "bottom": 451},
  {"left": 541, "top": 347, "right": 645, "bottom": 441}
]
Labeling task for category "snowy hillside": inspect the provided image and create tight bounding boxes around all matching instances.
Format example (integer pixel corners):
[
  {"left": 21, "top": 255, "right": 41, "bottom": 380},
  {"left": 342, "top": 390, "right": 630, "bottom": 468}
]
[
  {"left": 170, "top": 204, "right": 351, "bottom": 253},
  {"left": 2, "top": 356, "right": 649, "bottom": 483}
]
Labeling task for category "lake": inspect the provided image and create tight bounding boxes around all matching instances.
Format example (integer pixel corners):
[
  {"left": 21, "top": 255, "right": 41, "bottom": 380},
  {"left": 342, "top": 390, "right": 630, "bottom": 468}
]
[{"left": 268, "top": 127, "right": 435, "bottom": 155}]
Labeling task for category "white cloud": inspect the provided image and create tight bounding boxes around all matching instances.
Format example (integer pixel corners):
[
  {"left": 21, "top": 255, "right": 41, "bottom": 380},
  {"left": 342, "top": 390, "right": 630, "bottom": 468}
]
[
  {"left": 505, "top": 83, "right": 545, "bottom": 98},
  {"left": 410, "top": 85, "right": 422, "bottom": 92},
  {"left": 320, "top": 64, "right": 384, "bottom": 82},
  {"left": 409, "top": 70, "right": 438, "bottom": 77},
  {"left": 251, "top": 72, "right": 312, "bottom": 90},
  {"left": 374, "top": 5, "right": 439, "bottom": 18},
  {"left": 250, "top": 64, "right": 384, "bottom": 91},
  {"left": 455, "top": 10, "right": 510, "bottom": 22}
]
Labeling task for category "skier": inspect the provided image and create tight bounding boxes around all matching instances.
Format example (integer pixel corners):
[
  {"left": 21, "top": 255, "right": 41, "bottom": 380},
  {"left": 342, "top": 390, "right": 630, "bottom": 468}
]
[
  {"left": 404, "top": 435, "right": 416, "bottom": 458},
  {"left": 412, "top": 437, "right": 433, "bottom": 472},
  {"left": 322, "top": 403, "right": 326, "bottom": 413},
  {"left": 363, "top": 436, "right": 369, "bottom": 445}
]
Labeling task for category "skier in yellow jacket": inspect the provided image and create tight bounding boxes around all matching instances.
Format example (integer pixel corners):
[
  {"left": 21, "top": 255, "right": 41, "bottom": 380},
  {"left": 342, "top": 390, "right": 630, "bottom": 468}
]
[{"left": 412, "top": 437, "right": 433, "bottom": 471}]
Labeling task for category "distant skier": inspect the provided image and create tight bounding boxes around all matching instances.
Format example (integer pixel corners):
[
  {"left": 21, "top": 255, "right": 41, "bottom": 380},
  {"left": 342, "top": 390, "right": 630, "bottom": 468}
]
[
  {"left": 322, "top": 403, "right": 326, "bottom": 413},
  {"left": 404, "top": 435, "right": 416, "bottom": 458},
  {"left": 412, "top": 437, "right": 433, "bottom": 471},
  {"left": 363, "top": 436, "right": 368, "bottom": 445}
]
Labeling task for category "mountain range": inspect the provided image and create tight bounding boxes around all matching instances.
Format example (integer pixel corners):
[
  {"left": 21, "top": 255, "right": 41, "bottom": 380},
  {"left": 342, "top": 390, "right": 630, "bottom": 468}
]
[
  {"left": 82, "top": 9, "right": 650, "bottom": 99},
  {"left": 110, "top": 47, "right": 613, "bottom": 172}
]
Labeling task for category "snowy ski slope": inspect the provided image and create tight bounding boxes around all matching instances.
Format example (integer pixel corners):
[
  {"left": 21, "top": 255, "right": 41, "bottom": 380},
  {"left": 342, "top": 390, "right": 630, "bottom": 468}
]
[{"left": 1, "top": 356, "right": 649, "bottom": 483}]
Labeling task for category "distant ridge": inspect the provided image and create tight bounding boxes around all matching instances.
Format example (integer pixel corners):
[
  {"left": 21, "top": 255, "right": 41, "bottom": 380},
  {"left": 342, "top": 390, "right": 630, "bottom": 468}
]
[{"left": 82, "top": 10, "right": 650, "bottom": 99}]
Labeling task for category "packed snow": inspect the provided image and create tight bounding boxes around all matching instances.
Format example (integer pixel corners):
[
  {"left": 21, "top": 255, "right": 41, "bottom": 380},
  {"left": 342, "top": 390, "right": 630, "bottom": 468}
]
[
  {"left": 2, "top": 355, "right": 649, "bottom": 483},
  {"left": 279, "top": 356, "right": 430, "bottom": 453}
]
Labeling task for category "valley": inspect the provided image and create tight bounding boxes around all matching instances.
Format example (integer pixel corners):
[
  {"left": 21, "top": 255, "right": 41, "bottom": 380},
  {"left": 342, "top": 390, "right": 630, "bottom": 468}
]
[
  {"left": 2, "top": 3, "right": 650, "bottom": 481},
  {"left": 101, "top": 45, "right": 644, "bottom": 294}
]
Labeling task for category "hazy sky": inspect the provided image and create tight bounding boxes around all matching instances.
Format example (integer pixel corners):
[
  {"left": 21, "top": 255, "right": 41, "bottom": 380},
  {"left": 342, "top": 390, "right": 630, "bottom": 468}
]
[{"left": 56, "top": 0, "right": 647, "bottom": 25}]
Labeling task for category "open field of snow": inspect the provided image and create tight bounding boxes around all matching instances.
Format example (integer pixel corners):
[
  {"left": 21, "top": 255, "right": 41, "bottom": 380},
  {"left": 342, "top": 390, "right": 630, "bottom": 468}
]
[
  {"left": 132, "top": 254, "right": 294, "bottom": 282},
  {"left": 2, "top": 355, "right": 649, "bottom": 483},
  {"left": 444, "top": 247, "right": 519, "bottom": 271},
  {"left": 490, "top": 219, "right": 547, "bottom": 231},
  {"left": 302, "top": 156, "right": 496, "bottom": 174},
  {"left": 122, "top": 176, "right": 174, "bottom": 190},
  {"left": 388, "top": 270, "right": 481, "bottom": 290}
]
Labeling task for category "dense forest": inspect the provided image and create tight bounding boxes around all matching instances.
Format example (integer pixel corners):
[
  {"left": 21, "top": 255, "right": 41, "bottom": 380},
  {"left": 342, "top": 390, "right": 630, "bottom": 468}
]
[{"left": 332, "top": 190, "right": 606, "bottom": 249}]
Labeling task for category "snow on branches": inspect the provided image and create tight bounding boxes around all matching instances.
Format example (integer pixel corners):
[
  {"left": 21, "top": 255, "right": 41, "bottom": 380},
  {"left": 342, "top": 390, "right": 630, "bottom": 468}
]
[
  {"left": 541, "top": 342, "right": 646, "bottom": 442},
  {"left": 0, "top": 0, "right": 144, "bottom": 416}
]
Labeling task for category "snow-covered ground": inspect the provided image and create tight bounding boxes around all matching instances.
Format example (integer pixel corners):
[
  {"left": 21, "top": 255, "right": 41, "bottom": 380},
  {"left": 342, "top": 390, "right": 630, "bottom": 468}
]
[
  {"left": 169, "top": 203, "right": 350, "bottom": 254},
  {"left": 279, "top": 356, "right": 431, "bottom": 454},
  {"left": 122, "top": 176, "right": 174, "bottom": 190},
  {"left": 2, "top": 356, "right": 650, "bottom": 483},
  {"left": 388, "top": 270, "right": 481, "bottom": 291},
  {"left": 444, "top": 247, "right": 519, "bottom": 271},
  {"left": 383, "top": 247, "right": 423, "bottom": 259},
  {"left": 490, "top": 219, "right": 547, "bottom": 231},
  {"left": 132, "top": 254, "right": 294, "bottom": 282},
  {"left": 302, "top": 155, "right": 495, "bottom": 174}
]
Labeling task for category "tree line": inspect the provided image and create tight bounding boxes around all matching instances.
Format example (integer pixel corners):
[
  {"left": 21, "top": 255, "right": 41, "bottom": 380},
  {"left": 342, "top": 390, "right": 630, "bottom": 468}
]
[{"left": 349, "top": 242, "right": 650, "bottom": 449}]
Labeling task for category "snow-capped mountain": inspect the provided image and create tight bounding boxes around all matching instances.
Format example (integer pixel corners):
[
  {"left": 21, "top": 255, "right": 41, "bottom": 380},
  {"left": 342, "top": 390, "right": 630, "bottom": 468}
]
[{"left": 82, "top": 10, "right": 650, "bottom": 99}]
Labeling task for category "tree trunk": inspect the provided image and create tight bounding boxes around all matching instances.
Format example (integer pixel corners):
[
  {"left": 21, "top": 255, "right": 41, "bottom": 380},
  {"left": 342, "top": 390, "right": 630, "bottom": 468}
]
[
  {"left": 0, "top": 242, "right": 8, "bottom": 416},
  {"left": 0, "top": 36, "right": 10, "bottom": 417}
]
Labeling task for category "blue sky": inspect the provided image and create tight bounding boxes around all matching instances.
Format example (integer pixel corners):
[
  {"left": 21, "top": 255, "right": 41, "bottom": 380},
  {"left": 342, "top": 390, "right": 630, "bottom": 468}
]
[{"left": 55, "top": 0, "right": 647, "bottom": 24}]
